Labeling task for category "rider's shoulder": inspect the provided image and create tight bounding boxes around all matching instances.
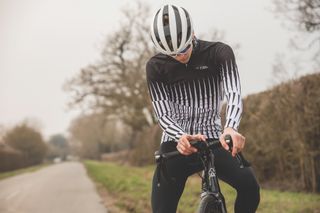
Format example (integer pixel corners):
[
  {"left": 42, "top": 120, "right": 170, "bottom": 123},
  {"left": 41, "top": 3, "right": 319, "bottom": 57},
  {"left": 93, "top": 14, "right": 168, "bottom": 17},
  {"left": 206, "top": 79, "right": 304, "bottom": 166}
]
[
  {"left": 197, "top": 40, "right": 232, "bottom": 55},
  {"left": 196, "top": 40, "right": 235, "bottom": 63},
  {"left": 213, "top": 42, "right": 236, "bottom": 62},
  {"left": 147, "top": 53, "right": 168, "bottom": 68},
  {"left": 146, "top": 54, "right": 170, "bottom": 81},
  {"left": 200, "top": 40, "right": 233, "bottom": 53}
]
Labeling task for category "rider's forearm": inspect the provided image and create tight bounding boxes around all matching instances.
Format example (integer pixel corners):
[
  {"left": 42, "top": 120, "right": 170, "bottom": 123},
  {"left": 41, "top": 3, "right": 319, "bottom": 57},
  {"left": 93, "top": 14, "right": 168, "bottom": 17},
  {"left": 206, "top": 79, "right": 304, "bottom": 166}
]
[
  {"left": 219, "top": 45, "right": 243, "bottom": 131},
  {"left": 224, "top": 88, "right": 243, "bottom": 131}
]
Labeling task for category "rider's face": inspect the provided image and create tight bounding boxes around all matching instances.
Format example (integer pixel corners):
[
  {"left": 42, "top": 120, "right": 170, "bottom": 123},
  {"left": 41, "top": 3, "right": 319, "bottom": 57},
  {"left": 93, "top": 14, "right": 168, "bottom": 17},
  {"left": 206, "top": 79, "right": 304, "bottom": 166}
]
[{"left": 171, "top": 44, "right": 193, "bottom": 64}]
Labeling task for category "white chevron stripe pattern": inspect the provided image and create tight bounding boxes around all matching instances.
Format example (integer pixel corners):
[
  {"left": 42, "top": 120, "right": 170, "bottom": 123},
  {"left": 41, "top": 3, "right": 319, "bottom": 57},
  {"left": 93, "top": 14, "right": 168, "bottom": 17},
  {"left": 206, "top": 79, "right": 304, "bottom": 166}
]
[{"left": 148, "top": 57, "right": 242, "bottom": 143}]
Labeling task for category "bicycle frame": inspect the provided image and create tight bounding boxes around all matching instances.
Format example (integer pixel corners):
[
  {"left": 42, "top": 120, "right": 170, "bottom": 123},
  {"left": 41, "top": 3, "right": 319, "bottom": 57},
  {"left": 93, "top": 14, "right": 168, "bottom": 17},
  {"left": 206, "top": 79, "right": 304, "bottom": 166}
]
[{"left": 199, "top": 148, "right": 227, "bottom": 212}]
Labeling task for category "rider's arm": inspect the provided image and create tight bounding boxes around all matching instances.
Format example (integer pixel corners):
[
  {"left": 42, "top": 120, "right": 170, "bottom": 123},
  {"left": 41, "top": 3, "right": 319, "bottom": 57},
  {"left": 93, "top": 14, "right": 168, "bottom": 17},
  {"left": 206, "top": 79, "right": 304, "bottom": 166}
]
[
  {"left": 217, "top": 44, "right": 245, "bottom": 155},
  {"left": 219, "top": 44, "right": 243, "bottom": 131},
  {"left": 146, "top": 61, "right": 186, "bottom": 142}
]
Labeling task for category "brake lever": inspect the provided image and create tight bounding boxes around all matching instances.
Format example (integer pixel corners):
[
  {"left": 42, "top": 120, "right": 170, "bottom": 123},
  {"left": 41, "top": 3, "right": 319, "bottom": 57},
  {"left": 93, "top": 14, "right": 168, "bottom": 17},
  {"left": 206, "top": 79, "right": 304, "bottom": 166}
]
[
  {"left": 224, "top": 134, "right": 233, "bottom": 152},
  {"left": 224, "top": 134, "right": 244, "bottom": 169}
]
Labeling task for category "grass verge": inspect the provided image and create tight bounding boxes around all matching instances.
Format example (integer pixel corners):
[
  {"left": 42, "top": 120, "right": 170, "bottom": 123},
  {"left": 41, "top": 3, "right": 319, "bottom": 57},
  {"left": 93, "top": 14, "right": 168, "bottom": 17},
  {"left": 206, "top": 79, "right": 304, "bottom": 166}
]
[
  {"left": 0, "top": 163, "right": 51, "bottom": 180},
  {"left": 84, "top": 160, "right": 320, "bottom": 213}
]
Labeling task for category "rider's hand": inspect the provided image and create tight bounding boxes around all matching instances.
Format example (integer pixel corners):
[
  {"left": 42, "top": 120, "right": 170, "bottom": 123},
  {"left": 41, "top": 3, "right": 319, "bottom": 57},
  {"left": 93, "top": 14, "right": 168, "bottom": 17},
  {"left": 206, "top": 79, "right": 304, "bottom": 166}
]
[
  {"left": 177, "top": 134, "right": 206, "bottom": 155},
  {"left": 219, "top": 127, "right": 245, "bottom": 157}
]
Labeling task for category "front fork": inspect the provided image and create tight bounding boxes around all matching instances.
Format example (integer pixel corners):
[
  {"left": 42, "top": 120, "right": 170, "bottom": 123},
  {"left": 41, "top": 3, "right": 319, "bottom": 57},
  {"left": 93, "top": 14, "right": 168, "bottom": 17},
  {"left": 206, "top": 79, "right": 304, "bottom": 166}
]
[{"left": 200, "top": 150, "right": 227, "bottom": 212}]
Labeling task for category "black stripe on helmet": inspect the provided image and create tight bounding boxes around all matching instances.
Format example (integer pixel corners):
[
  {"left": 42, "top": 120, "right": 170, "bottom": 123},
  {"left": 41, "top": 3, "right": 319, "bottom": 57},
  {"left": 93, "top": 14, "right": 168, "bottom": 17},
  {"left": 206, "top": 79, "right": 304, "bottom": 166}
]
[
  {"left": 182, "top": 8, "right": 192, "bottom": 42},
  {"left": 172, "top": 5, "right": 182, "bottom": 47},
  {"left": 162, "top": 5, "right": 173, "bottom": 51}
]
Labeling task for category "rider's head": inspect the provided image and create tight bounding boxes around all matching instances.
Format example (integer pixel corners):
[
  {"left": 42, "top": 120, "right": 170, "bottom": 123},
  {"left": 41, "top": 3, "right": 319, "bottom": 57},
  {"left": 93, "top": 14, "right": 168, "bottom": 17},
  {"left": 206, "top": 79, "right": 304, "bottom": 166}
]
[{"left": 150, "top": 4, "right": 194, "bottom": 57}]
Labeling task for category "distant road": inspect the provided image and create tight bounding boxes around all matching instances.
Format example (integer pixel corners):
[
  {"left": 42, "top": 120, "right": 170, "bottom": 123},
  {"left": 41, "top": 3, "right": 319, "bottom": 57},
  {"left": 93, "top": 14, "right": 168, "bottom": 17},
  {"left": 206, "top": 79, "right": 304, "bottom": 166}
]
[{"left": 0, "top": 162, "right": 107, "bottom": 213}]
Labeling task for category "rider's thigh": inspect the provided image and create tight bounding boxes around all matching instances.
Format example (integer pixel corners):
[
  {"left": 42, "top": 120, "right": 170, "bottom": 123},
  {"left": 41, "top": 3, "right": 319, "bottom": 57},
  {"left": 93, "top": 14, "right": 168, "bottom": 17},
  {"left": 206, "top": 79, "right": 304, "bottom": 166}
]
[
  {"left": 151, "top": 165, "right": 187, "bottom": 213},
  {"left": 213, "top": 148, "right": 258, "bottom": 189},
  {"left": 213, "top": 148, "right": 260, "bottom": 213}
]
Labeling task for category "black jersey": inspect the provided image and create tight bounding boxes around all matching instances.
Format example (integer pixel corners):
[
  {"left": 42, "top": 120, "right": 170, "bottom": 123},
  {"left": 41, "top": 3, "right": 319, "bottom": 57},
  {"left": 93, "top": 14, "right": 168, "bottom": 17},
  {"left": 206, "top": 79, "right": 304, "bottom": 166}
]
[{"left": 146, "top": 39, "right": 242, "bottom": 143}]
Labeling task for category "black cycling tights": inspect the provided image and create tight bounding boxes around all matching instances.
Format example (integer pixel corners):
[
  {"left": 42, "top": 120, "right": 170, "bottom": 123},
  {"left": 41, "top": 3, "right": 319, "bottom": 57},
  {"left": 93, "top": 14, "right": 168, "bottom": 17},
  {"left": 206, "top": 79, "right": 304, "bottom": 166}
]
[{"left": 151, "top": 141, "right": 260, "bottom": 213}]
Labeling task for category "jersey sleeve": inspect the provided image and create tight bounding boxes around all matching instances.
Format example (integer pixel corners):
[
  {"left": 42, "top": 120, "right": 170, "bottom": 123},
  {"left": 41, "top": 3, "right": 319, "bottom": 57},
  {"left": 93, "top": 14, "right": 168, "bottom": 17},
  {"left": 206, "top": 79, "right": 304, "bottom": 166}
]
[
  {"left": 146, "top": 61, "right": 186, "bottom": 142},
  {"left": 218, "top": 44, "right": 243, "bottom": 131}
]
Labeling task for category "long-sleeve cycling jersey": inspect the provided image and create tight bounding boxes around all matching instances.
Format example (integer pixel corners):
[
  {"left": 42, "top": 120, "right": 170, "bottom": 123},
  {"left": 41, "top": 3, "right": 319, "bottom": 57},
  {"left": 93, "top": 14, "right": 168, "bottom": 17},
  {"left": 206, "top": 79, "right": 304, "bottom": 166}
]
[{"left": 146, "top": 39, "right": 243, "bottom": 143}]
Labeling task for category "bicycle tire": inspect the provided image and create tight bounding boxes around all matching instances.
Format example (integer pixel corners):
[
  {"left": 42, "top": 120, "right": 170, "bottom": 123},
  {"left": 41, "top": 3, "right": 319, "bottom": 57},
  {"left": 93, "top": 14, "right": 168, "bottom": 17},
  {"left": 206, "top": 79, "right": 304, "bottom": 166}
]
[{"left": 198, "top": 195, "right": 224, "bottom": 213}]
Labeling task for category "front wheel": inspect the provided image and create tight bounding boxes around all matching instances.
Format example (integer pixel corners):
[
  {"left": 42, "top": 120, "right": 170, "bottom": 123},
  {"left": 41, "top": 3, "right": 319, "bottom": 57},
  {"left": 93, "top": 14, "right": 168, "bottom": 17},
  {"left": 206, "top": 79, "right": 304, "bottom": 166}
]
[{"left": 198, "top": 195, "right": 225, "bottom": 213}]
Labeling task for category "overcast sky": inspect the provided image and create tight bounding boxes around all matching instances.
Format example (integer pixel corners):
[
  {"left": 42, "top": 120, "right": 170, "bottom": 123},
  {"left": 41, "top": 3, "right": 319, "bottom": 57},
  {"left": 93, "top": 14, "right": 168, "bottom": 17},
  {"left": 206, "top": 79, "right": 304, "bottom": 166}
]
[{"left": 0, "top": 0, "right": 315, "bottom": 138}]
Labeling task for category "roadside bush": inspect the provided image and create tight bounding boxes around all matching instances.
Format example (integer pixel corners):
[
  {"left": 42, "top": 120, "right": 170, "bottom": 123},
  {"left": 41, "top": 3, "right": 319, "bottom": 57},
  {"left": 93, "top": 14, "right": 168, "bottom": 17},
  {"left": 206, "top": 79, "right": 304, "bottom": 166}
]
[
  {"left": 3, "top": 123, "right": 48, "bottom": 167},
  {"left": 241, "top": 72, "right": 320, "bottom": 192},
  {"left": 0, "top": 144, "right": 26, "bottom": 172}
]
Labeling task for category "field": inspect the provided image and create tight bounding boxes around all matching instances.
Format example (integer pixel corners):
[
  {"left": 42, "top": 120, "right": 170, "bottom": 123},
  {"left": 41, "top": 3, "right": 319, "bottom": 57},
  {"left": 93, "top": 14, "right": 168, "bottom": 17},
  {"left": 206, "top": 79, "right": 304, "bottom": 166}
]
[{"left": 84, "top": 160, "right": 320, "bottom": 213}]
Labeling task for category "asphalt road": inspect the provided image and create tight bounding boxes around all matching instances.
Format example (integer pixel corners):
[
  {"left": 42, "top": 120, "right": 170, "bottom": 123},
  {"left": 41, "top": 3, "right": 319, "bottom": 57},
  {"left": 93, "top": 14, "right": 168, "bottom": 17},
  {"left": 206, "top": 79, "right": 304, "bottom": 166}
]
[{"left": 0, "top": 161, "right": 107, "bottom": 213}]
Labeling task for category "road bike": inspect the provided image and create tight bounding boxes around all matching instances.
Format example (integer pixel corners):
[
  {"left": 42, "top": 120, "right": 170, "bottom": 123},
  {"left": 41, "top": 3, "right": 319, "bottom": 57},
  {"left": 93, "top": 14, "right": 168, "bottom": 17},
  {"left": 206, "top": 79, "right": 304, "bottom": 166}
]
[{"left": 155, "top": 135, "right": 244, "bottom": 213}]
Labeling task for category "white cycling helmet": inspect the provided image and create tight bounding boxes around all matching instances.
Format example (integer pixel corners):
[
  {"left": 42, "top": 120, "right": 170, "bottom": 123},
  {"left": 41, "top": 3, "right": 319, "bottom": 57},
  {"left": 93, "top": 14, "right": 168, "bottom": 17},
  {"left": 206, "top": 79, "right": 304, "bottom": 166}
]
[{"left": 150, "top": 4, "right": 194, "bottom": 55}]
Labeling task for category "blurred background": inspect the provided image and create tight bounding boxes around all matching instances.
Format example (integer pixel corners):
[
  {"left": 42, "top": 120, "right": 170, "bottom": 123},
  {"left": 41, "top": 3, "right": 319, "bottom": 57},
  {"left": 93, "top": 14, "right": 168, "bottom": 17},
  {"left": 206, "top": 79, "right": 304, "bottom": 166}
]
[{"left": 0, "top": 0, "right": 319, "bottom": 212}]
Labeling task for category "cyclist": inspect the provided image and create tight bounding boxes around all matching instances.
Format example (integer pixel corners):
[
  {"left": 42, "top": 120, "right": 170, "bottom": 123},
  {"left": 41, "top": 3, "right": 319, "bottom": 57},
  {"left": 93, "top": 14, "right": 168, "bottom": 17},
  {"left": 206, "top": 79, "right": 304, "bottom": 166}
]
[{"left": 146, "top": 4, "right": 260, "bottom": 213}]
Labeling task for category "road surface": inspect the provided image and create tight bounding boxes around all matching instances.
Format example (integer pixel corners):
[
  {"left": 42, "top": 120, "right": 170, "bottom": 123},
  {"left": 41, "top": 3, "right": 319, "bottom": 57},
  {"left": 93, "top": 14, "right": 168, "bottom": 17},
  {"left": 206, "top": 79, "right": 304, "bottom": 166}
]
[{"left": 0, "top": 161, "right": 107, "bottom": 213}]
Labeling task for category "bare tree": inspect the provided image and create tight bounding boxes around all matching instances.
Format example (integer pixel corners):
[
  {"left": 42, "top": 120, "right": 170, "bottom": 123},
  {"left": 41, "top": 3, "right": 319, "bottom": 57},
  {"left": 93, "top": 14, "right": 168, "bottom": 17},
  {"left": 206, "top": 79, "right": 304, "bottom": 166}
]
[
  {"left": 65, "top": 2, "right": 156, "bottom": 132},
  {"left": 68, "top": 113, "right": 132, "bottom": 159},
  {"left": 274, "top": 0, "right": 320, "bottom": 31},
  {"left": 273, "top": 0, "right": 320, "bottom": 64},
  {"left": 47, "top": 134, "right": 70, "bottom": 160}
]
